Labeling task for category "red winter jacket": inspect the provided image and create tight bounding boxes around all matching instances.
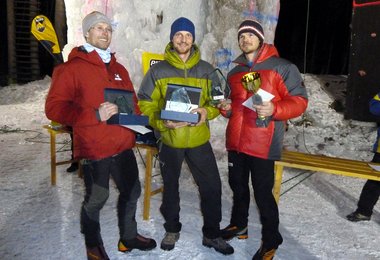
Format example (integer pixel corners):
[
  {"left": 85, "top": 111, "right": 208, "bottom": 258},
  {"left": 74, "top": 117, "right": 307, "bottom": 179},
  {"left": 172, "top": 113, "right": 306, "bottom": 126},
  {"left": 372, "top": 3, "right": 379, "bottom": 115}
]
[
  {"left": 223, "top": 44, "right": 308, "bottom": 160},
  {"left": 45, "top": 47, "right": 138, "bottom": 160}
]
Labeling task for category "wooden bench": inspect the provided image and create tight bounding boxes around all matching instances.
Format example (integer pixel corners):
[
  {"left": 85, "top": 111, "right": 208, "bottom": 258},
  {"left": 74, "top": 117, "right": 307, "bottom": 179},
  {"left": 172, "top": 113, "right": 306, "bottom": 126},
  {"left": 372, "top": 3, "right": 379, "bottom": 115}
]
[
  {"left": 43, "top": 123, "right": 161, "bottom": 219},
  {"left": 43, "top": 124, "right": 82, "bottom": 185},
  {"left": 44, "top": 123, "right": 380, "bottom": 219},
  {"left": 139, "top": 148, "right": 380, "bottom": 220},
  {"left": 140, "top": 149, "right": 380, "bottom": 219},
  {"left": 273, "top": 150, "right": 380, "bottom": 203},
  {"left": 135, "top": 143, "right": 163, "bottom": 220}
]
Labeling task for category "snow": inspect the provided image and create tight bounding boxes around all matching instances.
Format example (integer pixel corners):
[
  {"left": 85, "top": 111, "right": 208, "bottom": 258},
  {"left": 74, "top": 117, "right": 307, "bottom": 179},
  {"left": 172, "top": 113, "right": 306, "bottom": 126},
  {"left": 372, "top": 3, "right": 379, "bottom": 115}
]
[
  {"left": 1, "top": 0, "right": 380, "bottom": 259},
  {"left": 1, "top": 74, "right": 379, "bottom": 260}
]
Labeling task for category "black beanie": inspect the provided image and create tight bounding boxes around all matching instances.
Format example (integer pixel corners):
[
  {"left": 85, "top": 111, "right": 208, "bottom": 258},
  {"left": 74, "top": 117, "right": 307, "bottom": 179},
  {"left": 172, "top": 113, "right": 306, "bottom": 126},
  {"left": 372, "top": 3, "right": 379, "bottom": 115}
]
[{"left": 237, "top": 20, "right": 265, "bottom": 43}]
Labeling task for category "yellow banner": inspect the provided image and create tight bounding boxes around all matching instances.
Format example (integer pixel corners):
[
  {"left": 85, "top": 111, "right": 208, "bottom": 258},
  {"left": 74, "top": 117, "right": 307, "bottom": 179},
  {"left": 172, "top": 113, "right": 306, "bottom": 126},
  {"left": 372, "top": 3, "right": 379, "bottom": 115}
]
[{"left": 142, "top": 52, "right": 164, "bottom": 75}]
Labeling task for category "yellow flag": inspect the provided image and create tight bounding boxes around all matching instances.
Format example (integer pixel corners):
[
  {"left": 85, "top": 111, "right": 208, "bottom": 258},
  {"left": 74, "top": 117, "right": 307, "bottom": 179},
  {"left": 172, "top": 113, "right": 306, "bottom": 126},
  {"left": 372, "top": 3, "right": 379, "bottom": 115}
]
[{"left": 31, "top": 15, "right": 62, "bottom": 63}]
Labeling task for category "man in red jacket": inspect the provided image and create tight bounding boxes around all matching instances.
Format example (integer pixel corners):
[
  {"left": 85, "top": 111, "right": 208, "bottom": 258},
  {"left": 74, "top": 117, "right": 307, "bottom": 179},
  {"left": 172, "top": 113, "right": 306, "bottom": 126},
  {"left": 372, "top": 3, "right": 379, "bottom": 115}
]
[
  {"left": 218, "top": 20, "right": 308, "bottom": 260},
  {"left": 45, "top": 11, "right": 156, "bottom": 259}
]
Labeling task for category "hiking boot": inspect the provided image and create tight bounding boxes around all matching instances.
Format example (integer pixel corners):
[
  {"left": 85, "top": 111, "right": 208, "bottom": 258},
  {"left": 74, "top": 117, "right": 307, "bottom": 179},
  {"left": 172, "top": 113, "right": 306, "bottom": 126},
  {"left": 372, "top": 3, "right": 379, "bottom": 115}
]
[
  {"left": 118, "top": 234, "right": 157, "bottom": 252},
  {"left": 160, "top": 232, "right": 180, "bottom": 251},
  {"left": 86, "top": 244, "right": 109, "bottom": 260},
  {"left": 66, "top": 162, "right": 78, "bottom": 172},
  {"left": 346, "top": 211, "right": 371, "bottom": 222},
  {"left": 221, "top": 224, "right": 248, "bottom": 240},
  {"left": 252, "top": 245, "right": 276, "bottom": 260},
  {"left": 202, "top": 236, "right": 234, "bottom": 255}
]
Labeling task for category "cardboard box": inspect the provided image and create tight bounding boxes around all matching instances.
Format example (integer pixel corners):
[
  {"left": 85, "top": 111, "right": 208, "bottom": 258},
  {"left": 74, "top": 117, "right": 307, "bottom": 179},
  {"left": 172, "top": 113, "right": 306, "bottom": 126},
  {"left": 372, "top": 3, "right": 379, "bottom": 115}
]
[
  {"left": 160, "top": 84, "right": 202, "bottom": 124},
  {"left": 104, "top": 88, "right": 149, "bottom": 126}
]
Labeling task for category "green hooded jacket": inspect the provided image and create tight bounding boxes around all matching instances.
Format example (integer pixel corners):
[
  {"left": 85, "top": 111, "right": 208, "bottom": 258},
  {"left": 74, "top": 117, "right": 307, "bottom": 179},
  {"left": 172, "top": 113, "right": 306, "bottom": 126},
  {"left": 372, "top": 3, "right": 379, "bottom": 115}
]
[{"left": 138, "top": 43, "right": 219, "bottom": 148}]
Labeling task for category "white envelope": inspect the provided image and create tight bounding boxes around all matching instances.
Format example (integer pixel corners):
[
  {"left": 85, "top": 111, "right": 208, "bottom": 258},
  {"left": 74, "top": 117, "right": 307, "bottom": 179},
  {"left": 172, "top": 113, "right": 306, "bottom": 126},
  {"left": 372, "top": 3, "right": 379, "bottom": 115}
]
[
  {"left": 242, "top": 89, "right": 275, "bottom": 111},
  {"left": 122, "top": 125, "right": 152, "bottom": 134}
]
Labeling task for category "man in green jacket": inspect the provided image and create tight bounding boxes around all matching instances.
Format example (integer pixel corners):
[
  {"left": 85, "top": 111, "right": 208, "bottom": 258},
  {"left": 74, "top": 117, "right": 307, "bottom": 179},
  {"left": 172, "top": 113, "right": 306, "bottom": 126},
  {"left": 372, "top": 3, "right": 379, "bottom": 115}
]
[{"left": 138, "top": 17, "right": 233, "bottom": 255}]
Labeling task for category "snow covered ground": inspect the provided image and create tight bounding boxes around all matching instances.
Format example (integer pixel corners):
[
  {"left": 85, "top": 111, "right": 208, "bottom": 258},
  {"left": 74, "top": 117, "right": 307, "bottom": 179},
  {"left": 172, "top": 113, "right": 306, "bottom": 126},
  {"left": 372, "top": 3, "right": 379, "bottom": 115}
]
[{"left": 0, "top": 74, "right": 379, "bottom": 260}]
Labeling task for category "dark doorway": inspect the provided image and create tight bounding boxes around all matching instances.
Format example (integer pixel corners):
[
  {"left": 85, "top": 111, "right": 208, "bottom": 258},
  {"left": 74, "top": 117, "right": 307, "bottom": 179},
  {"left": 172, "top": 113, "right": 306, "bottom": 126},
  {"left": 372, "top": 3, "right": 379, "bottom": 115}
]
[{"left": 275, "top": 0, "right": 352, "bottom": 75}]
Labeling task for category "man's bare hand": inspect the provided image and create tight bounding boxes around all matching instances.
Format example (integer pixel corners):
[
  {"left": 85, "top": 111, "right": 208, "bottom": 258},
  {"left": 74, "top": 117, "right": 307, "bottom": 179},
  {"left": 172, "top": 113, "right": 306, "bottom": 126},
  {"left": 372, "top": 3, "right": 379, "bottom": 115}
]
[
  {"left": 216, "top": 100, "right": 231, "bottom": 111},
  {"left": 98, "top": 102, "right": 118, "bottom": 121},
  {"left": 191, "top": 107, "right": 207, "bottom": 126},
  {"left": 253, "top": 101, "right": 274, "bottom": 118},
  {"left": 163, "top": 120, "right": 190, "bottom": 129}
]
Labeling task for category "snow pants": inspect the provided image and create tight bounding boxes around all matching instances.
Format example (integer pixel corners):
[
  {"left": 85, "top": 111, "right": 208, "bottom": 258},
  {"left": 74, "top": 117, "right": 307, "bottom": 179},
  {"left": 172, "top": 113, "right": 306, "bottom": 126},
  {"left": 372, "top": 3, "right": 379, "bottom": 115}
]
[
  {"left": 227, "top": 151, "right": 283, "bottom": 249},
  {"left": 159, "top": 142, "right": 222, "bottom": 239},
  {"left": 80, "top": 149, "right": 141, "bottom": 247}
]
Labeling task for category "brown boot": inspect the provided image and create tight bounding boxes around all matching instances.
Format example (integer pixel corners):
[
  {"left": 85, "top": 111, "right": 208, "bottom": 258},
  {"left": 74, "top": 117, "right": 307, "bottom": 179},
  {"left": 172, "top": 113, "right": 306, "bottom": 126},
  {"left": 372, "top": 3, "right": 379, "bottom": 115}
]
[
  {"left": 252, "top": 244, "right": 276, "bottom": 260},
  {"left": 86, "top": 244, "right": 109, "bottom": 260}
]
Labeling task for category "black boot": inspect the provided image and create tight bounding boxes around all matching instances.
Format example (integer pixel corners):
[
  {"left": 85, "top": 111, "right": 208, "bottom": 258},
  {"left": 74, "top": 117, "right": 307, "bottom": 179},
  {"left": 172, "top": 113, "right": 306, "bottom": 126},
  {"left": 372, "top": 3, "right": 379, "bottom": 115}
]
[{"left": 66, "top": 162, "right": 78, "bottom": 172}]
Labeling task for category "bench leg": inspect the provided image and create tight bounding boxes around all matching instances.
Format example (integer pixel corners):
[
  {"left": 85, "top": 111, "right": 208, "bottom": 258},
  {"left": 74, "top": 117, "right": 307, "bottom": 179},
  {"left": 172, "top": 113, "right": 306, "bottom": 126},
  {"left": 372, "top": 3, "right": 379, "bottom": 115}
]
[
  {"left": 273, "top": 164, "right": 283, "bottom": 204},
  {"left": 77, "top": 161, "right": 83, "bottom": 178},
  {"left": 143, "top": 149, "right": 154, "bottom": 220},
  {"left": 49, "top": 130, "right": 57, "bottom": 185}
]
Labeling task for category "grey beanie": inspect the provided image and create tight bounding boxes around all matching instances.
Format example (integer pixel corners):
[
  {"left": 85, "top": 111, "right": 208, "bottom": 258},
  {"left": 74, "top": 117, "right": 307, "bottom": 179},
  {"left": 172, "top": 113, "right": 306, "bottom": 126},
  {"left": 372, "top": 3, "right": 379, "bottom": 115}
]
[{"left": 82, "top": 11, "right": 112, "bottom": 36}]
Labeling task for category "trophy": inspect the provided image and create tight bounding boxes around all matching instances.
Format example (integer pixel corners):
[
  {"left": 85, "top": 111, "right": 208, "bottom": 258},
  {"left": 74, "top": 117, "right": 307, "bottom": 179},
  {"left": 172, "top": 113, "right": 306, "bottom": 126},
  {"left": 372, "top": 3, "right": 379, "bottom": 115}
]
[
  {"left": 104, "top": 88, "right": 149, "bottom": 126},
  {"left": 167, "top": 87, "right": 192, "bottom": 113},
  {"left": 241, "top": 72, "right": 270, "bottom": 127},
  {"left": 114, "top": 94, "right": 133, "bottom": 114},
  {"left": 207, "top": 68, "right": 231, "bottom": 107},
  {"left": 160, "top": 84, "right": 201, "bottom": 124}
]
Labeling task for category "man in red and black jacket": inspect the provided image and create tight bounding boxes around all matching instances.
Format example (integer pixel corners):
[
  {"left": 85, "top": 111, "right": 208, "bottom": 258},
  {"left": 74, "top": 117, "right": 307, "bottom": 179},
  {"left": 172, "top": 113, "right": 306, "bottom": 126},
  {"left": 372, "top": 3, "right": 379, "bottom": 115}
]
[{"left": 218, "top": 19, "right": 308, "bottom": 260}]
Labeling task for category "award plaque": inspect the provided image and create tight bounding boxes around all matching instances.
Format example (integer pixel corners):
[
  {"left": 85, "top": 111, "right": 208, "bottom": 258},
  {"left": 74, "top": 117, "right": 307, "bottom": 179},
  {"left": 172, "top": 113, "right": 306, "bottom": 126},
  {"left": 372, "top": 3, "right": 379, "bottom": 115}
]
[
  {"left": 160, "top": 84, "right": 202, "bottom": 123},
  {"left": 104, "top": 88, "right": 149, "bottom": 125},
  {"left": 208, "top": 68, "right": 231, "bottom": 106}
]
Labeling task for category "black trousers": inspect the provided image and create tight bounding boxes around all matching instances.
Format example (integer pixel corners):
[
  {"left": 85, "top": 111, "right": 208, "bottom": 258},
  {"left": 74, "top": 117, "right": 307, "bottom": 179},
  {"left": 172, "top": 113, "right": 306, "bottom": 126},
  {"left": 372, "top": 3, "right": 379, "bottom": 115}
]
[
  {"left": 227, "top": 151, "right": 283, "bottom": 249},
  {"left": 159, "top": 142, "right": 222, "bottom": 239},
  {"left": 356, "top": 152, "right": 380, "bottom": 216},
  {"left": 80, "top": 149, "right": 141, "bottom": 247},
  {"left": 357, "top": 180, "right": 380, "bottom": 217}
]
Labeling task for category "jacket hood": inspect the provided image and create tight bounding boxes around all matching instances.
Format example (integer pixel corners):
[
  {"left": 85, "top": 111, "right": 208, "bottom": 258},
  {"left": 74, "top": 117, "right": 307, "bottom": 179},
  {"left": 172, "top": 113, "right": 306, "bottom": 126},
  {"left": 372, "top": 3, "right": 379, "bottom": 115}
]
[
  {"left": 164, "top": 42, "right": 201, "bottom": 70},
  {"left": 67, "top": 46, "right": 116, "bottom": 66},
  {"left": 233, "top": 43, "right": 279, "bottom": 67}
]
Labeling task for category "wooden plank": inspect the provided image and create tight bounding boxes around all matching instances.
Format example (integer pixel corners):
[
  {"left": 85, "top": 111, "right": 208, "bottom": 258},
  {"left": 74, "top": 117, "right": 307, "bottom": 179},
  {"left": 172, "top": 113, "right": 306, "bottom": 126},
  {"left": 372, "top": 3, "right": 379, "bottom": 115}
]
[
  {"left": 273, "top": 150, "right": 380, "bottom": 204},
  {"left": 279, "top": 159, "right": 371, "bottom": 173},
  {"left": 281, "top": 150, "right": 372, "bottom": 170},
  {"left": 277, "top": 161, "right": 380, "bottom": 180},
  {"left": 282, "top": 150, "right": 366, "bottom": 165},
  {"left": 276, "top": 150, "right": 380, "bottom": 181}
]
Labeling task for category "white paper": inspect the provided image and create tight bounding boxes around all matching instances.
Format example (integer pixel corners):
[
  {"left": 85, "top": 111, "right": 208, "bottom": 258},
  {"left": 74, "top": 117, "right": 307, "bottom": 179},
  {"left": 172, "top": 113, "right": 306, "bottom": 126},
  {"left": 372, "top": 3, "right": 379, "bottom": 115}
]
[
  {"left": 242, "top": 89, "right": 275, "bottom": 111},
  {"left": 368, "top": 163, "right": 380, "bottom": 172},
  {"left": 122, "top": 125, "right": 152, "bottom": 134}
]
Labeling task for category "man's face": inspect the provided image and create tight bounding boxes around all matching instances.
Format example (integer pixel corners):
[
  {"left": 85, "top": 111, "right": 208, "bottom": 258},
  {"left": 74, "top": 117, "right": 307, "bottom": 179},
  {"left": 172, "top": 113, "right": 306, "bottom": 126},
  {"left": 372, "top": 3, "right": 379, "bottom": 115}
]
[
  {"left": 172, "top": 31, "right": 193, "bottom": 55},
  {"left": 85, "top": 22, "right": 112, "bottom": 50},
  {"left": 238, "top": 32, "right": 261, "bottom": 54}
]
